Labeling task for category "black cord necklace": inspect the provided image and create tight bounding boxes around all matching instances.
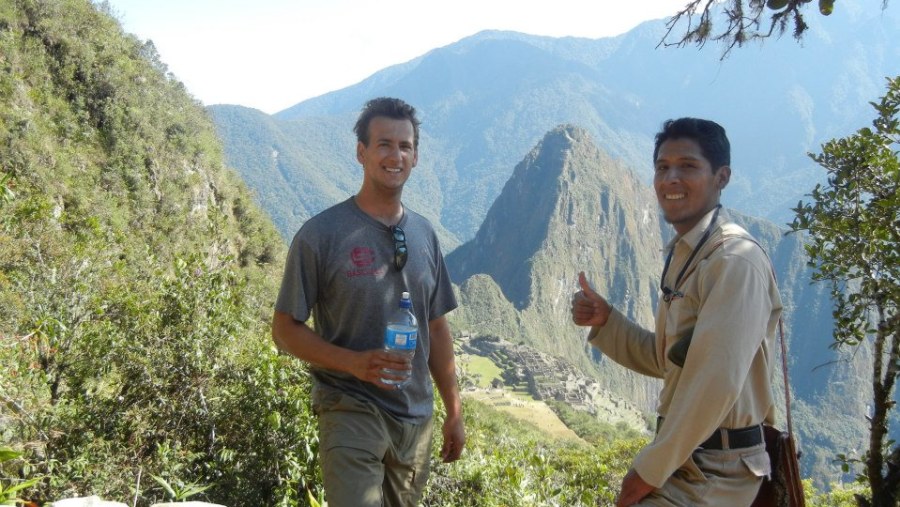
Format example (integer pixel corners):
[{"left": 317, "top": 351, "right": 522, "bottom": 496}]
[{"left": 660, "top": 205, "right": 721, "bottom": 303}]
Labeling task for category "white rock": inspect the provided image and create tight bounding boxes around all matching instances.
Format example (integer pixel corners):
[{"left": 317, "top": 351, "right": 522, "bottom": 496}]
[
  {"left": 49, "top": 497, "right": 128, "bottom": 507},
  {"left": 152, "top": 503, "right": 227, "bottom": 507}
]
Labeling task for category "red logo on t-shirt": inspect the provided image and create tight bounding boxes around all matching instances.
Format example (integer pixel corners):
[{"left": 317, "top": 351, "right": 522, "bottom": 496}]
[{"left": 351, "top": 247, "right": 375, "bottom": 267}]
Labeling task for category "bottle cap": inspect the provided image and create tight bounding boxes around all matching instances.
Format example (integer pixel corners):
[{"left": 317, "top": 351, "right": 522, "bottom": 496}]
[{"left": 401, "top": 291, "right": 410, "bottom": 299}]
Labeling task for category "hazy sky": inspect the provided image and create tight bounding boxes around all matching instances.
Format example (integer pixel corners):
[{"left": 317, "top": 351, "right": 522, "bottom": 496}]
[{"left": 104, "top": 0, "right": 690, "bottom": 114}]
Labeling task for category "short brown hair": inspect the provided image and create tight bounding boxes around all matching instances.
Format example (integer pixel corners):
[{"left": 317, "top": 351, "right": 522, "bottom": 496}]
[{"left": 353, "top": 97, "right": 421, "bottom": 149}]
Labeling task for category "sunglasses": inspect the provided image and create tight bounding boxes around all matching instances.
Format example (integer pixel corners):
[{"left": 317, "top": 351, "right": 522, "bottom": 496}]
[{"left": 390, "top": 225, "right": 408, "bottom": 271}]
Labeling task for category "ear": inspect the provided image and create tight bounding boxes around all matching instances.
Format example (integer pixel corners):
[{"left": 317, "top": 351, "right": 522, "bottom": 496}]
[
  {"left": 356, "top": 142, "right": 365, "bottom": 164},
  {"left": 716, "top": 165, "right": 731, "bottom": 190},
  {"left": 412, "top": 148, "right": 418, "bottom": 168}
]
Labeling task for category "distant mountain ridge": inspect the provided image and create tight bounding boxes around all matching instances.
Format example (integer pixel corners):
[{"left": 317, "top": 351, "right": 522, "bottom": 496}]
[{"left": 211, "top": 0, "right": 899, "bottom": 247}]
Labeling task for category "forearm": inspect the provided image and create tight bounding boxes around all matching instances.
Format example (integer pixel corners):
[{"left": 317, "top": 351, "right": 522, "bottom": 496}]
[
  {"left": 428, "top": 315, "right": 466, "bottom": 462},
  {"left": 428, "top": 316, "right": 462, "bottom": 418},
  {"left": 588, "top": 308, "right": 661, "bottom": 378},
  {"left": 272, "top": 310, "right": 357, "bottom": 374}
]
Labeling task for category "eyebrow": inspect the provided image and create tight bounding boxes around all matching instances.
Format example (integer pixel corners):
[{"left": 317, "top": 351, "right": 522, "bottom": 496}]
[
  {"left": 375, "top": 136, "right": 414, "bottom": 145},
  {"left": 656, "top": 153, "right": 704, "bottom": 163}
]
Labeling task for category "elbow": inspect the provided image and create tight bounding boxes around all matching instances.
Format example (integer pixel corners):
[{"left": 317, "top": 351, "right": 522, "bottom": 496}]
[
  {"left": 271, "top": 313, "right": 286, "bottom": 351},
  {"left": 272, "top": 331, "right": 283, "bottom": 351}
]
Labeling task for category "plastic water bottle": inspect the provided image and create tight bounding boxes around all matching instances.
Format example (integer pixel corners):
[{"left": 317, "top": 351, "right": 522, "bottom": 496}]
[{"left": 382, "top": 291, "right": 418, "bottom": 388}]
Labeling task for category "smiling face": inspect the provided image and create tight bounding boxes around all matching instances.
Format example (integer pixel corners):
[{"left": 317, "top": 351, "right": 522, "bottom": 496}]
[
  {"left": 356, "top": 116, "right": 418, "bottom": 196},
  {"left": 653, "top": 137, "right": 730, "bottom": 235}
]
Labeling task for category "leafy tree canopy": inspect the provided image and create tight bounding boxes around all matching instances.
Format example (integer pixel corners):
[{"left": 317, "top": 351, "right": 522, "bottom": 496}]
[{"left": 791, "top": 75, "right": 900, "bottom": 506}]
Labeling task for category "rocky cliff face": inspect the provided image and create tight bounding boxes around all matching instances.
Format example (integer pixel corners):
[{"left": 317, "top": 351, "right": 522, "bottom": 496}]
[{"left": 448, "top": 125, "right": 665, "bottom": 411}]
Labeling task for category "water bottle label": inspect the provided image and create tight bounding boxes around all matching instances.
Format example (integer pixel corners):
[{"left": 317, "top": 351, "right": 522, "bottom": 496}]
[{"left": 385, "top": 327, "right": 417, "bottom": 351}]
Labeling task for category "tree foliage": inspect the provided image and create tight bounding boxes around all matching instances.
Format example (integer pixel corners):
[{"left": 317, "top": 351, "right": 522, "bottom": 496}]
[
  {"left": 0, "top": 0, "right": 318, "bottom": 503},
  {"left": 662, "top": 0, "right": 891, "bottom": 56},
  {"left": 790, "top": 75, "right": 900, "bottom": 507}
]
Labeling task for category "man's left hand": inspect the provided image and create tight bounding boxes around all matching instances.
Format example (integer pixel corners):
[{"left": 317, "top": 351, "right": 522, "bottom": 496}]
[
  {"left": 440, "top": 414, "right": 465, "bottom": 463},
  {"left": 617, "top": 468, "right": 654, "bottom": 506}
]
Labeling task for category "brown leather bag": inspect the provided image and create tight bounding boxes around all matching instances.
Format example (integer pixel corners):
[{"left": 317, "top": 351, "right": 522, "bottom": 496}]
[
  {"left": 752, "top": 425, "right": 805, "bottom": 507},
  {"left": 752, "top": 319, "right": 806, "bottom": 507}
]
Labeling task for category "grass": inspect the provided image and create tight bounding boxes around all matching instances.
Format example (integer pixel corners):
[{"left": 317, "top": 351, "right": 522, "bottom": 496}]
[
  {"left": 458, "top": 353, "right": 584, "bottom": 443},
  {"left": 459, "top": 353, "right": 504, "bottom": 389}
]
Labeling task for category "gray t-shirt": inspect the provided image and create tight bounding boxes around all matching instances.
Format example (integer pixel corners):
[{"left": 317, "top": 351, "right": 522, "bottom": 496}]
[{"left": 275, "top": 197, "right": 458, "bottom": 423}]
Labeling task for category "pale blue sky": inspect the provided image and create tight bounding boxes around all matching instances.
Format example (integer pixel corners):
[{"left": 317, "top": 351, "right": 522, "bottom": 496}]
[{"left": 104, "top": 0, "right": 689, "bottom": 114}]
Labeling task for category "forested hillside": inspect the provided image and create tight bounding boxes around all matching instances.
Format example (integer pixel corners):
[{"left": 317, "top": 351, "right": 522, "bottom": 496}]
[{"left": 0, "top": 0, "right": 320, "bottom": 503}]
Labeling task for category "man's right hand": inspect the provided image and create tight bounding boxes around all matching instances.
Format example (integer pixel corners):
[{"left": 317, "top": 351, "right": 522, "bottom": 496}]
[
  {"left": 571, "top": 271, "right": 612, "bottom": 328},
  {"left": 352, "top": 349, "right": 412, "bottom": 390},
  {"left": 273, "top": 313, "right": 413, "bottom": 389},
  {"left": 616, "top": 468, "right": 655, "bottom": 506}
]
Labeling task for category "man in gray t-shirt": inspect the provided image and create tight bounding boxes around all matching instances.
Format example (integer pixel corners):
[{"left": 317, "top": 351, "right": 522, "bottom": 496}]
[{"left": 272, "top": 97, "right": 465, "bottom": 507}]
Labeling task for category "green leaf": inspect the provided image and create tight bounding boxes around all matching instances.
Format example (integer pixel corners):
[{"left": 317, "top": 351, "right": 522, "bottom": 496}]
[
  {"left": 0, "top": 448, "right": 21, "bottom": 463},
  {"left": 151, "top": 475, "right": 177, "bottom": 499}
]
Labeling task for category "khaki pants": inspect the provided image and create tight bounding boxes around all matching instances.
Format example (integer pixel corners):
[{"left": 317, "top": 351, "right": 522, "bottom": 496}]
[
  {"left": 637, "top": 444, "right": 769, "bottom": 506},
  {"left": 315, "top": 392, "right": 433, "bottom": 507}
]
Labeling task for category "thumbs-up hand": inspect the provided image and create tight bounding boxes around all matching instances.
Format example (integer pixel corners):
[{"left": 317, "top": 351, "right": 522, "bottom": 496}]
[{"left": 571, "top": 271, "right": 612, "bottom": 327}]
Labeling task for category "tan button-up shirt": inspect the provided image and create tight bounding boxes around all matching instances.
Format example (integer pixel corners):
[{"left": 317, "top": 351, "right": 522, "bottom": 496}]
[{"left": 588, "top": 208, "right": 782, "bottom": 488}]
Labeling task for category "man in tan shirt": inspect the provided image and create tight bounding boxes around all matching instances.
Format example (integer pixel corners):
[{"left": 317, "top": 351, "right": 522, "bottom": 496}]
[{"left": 571, "top": 118, "right": 782, "bottom": 506}]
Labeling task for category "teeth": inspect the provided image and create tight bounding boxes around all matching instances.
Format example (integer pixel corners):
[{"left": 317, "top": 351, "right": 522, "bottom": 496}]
[
  {"left": 386, "top": 168, "right": 401, "bottom": 173},
  {"left": 665, "top": 193, "right": 685, "bottom": 200}
]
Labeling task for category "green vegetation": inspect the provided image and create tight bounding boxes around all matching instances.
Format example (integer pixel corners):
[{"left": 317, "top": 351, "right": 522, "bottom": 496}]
[
  {"left": 791, "top": 75, "right": 900, "bottom": 507},
  {"left": 423, "top": 399, "right": 645, "bottom": 506},
  {"left": 460, "top": 353, "right": 505, "bottom": 389},
  {"left": 547, "top": 401, "right": 644, "bottom": 445},
  {"left": 0, "top": 0, "right": 316, "bottom": 503},
  {"left": 0, "top": 448, "right": 42, "bottom": 506}
]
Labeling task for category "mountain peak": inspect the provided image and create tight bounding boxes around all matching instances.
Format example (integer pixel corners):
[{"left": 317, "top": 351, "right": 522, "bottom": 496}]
[{"left": 447, "top": 125, "right": 660, "bottom": 317}]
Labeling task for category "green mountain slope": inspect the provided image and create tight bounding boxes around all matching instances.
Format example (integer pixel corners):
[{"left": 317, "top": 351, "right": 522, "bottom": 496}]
[
  {"left": 207, "top": 105, "right": 357, "bottom": 238},
  {"left": 208, "top": 103, "right": 462, "bottom": 251},
  {"left": 448, "top": 126, "right": 663, "bottom": 405},
  {"left": 0, "top": 1, "right": 319, "bottom": 503}
]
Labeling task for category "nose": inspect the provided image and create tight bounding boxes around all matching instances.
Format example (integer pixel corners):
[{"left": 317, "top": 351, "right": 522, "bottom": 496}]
[
  {"left": 657, "top": 167, "right": 681, "bottom": 184},
  {"left": 385, "top": 144, "right": 403, "bottom": 163}
]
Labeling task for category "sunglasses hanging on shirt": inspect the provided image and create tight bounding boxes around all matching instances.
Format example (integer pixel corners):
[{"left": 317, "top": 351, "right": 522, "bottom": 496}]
[{"left": 390, "top": 225, "right": 408, "bottom": 271}]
